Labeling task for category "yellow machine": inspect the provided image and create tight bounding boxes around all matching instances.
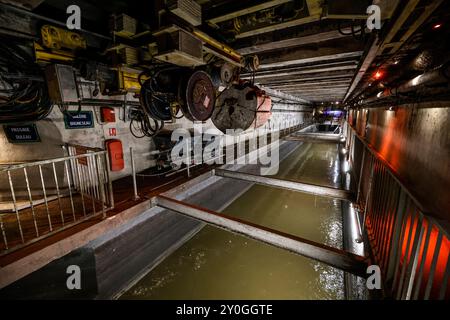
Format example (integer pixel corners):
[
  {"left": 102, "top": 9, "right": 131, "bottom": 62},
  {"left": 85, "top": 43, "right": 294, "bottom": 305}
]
[
  {"left": 34, "top": 25, "right": 86, "bottom": 63},
  {"left": 41, "top": 25, "right": 87, "bottom": 50},
  {"left": 116, "top": 67, "right": 142, "bottom": 93}
]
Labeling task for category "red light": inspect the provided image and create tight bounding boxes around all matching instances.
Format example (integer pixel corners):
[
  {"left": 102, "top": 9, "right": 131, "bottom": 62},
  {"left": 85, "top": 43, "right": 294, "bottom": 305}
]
[
  {"left": 374, "top": 71, "right": 383, "bottom": 80},
  {"left": 433, "top": 23, "right": 442, "bottom": 29}
]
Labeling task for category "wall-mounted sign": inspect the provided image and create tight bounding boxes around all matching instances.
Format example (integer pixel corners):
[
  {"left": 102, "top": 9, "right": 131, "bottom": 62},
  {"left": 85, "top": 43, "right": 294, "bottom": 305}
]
[
  {"left": 64, "top": 111, "right": 94, "bottom": 129},
  {"left": 109, "top": 128, "right": 117, "bottom": 136},
  {"left": 4, "top": 124, "right": 41, "bottom": 143}
]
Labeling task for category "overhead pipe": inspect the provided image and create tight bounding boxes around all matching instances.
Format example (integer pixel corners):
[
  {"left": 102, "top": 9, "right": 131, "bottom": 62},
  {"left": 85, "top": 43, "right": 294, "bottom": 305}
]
[{"left": 359, "top": 63, "right": 450, "bottom": 105}]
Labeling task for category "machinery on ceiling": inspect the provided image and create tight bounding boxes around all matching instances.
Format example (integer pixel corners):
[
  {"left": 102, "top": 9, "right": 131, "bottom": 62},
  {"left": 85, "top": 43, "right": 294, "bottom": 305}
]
[
  {"left": 0, "top": 0, "right": 274, "bottom": 136},
  {"left": 212, "top": 82, "right": 272, "bottom": 133}
]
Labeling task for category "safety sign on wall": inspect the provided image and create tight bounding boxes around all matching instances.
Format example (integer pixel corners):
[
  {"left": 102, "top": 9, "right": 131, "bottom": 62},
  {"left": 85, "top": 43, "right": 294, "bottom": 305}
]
[
  {"left": 4, "top": 124, "right": 41, "bottom": 143},
  {"left": 64, "top": 111, "right": 95, "bottom": 129}
]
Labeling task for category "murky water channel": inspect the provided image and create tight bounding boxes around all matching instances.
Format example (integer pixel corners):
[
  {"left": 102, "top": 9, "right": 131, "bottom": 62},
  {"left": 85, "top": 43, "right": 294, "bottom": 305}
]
[{"left": 121, "top": 142, "right": 344, "bottom": 300}]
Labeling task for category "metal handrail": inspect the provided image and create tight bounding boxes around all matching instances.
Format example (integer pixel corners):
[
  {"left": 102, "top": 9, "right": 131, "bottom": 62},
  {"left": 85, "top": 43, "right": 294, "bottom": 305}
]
[
  {"left": 0, "top": 151, "right": 107, "bottom": 172},
  {"left": 345, "top": 121, "right": 450, "bottom": 299},
  {"left": 346, "top": 123, "right": 450, "bottom": 239},
  {"left": 0, "top": 148, "right": 113, "bottom": 255}
]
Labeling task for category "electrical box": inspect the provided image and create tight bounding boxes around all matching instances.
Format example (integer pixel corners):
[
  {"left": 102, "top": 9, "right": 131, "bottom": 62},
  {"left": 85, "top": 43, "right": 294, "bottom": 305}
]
[
  {"left": 119, "top": 47, "right": 139, "bottom": 65},
  {"left": 167, "top": 0, "right": 202, "bottom": 26},
  {"left": 155, "top": 29, "right": 204, "bottom": 67},
  {"left": 112, "top": 14, "right": 137, "bottom": 37},
  {"left": 45, "top": 64, "right": 79, "bottom": 103},
  {"left": 105, "top": 139, "right": 124, "bottom": 172},
  {"left": 101, "top": 107, "right": 116, "bottom": 123},
  {"left": 327, "top": 0, "right": 372, "bottom": 17}
]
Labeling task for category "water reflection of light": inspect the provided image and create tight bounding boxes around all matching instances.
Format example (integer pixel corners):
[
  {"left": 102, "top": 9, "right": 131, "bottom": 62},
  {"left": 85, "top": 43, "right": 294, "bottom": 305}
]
[
  {"left": 342, "top": 161, "right": 350, "bottom": 173},
  {"left": 348, "top": 204, "right": 365, "bottom": 256}
]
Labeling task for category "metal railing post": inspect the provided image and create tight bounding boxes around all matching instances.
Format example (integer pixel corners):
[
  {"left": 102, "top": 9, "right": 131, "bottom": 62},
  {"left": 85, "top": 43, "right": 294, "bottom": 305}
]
[
  {"left": 104, "top": 153, "right": 114, "bottom": 209},
  {"left": 7, "top": 171, "right": 24, "bottom": 243},
  {"left": 130, "top": 147, "right": 139, "bottom": 201},
  {"left": 0, "top": 215, "right": 7, "bottom": 250},
  {"left": 96, "top": 154, "right": 107, "bottom": 219},
  {"left": 23, "top": 167, "right": 39, "bottom": 237},
  {"left": 186, "top": 138, "right": 191, "bottom": 178},
  {"left": 38, "top": 164, "right": 53, "bottom": 231},
  {"left": 52, "top": 162, "right": 65, "bottom": 226}
]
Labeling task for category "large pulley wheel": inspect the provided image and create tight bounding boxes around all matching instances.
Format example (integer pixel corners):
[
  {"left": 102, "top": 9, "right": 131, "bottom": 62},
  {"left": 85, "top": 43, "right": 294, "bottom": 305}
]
[
  {"left": 212, "top": 84, "right": 258, "bottom": 133},
  {"left": 181, "top": 71, "right": 216, "bottom": 122}
]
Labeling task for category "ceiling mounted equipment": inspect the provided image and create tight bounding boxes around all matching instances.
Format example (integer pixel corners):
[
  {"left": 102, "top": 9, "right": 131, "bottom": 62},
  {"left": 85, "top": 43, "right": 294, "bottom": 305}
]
[
  {"left": 220, "top": 63, "right": 237, "bottom": 86},
  {"left": 167, "top": 0, "right": 202, "bottom": 26},
  {"left": 180, "top": 70, "right": 216, "bottom": 122},
  {"left": 212, "top": 83, "right": 272, "bottom": 133},
  {"left": 155, "top": 29, "right": 205, "bottom": 67},
  {"left": 211, "top": 62, "right": 237, "bottom": 88}
]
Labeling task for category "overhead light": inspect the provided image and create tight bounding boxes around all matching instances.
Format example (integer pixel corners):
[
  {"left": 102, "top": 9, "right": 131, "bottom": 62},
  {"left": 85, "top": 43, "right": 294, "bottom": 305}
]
[
  {"left": 387, "top": 106, "right": 397, "bottom": 112},
  {"left": 433, "top": 23, "right": 442, "bottom": 29},
  {"left": 394, "top": 60, "right": 399, "bottom": 65},
  {"left": 374, "top": 71, "right": 384, "bottom": 80},
  {"left": 412, "top": 75, "right": 422, "bottom": 86},
  {"left": 377, "top": 91, "right": 384, "bottom": 98}
]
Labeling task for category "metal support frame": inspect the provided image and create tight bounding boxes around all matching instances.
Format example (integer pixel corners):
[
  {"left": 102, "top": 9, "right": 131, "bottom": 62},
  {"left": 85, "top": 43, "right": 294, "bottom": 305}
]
[
  {"left": 283, "top": 132, "right": 343, "bottom": 143},
  {"left": 214, "top": 169, "right": 354, "bottom": 201},
  {"left": 154, "top": 195, "right": 368, "bottom": 277},
  {"left": 130, "top": 147, "right": 139, "bottom": 201}
]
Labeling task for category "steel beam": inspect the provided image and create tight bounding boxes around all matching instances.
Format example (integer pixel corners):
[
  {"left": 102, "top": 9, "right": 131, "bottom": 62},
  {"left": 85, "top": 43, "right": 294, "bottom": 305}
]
[
  {"left": 214, "top": 169, "right": 353, "bottom": 201},
  {"left": 343, "top": 35, "right": 380, "bottom": 103},
  {"left": 206, "top": 0, "right": 291, "bottom": 25},
  {"left": 237, "top": 29, "right": 351, "bottom": 55},
  {"left": 259, "top": 85, "right": 311, "bottom": 104},
  {"left": 243, "top": 65, "right": 358, "bottom": 81},
  {"left": 283, "top": 135, "right": 343, "bottom": 143},
  {"left": 260, "top": 49, "right": 364, "bottom": 70},
  {"left": 292, "top": 132, "right": 341, "bottom": 138},
  {"left": 154, "top": 195, "right": 368, "bottom": 277},
  {"left": 283, "top": 136, "right": 340, "bottom": 142}
]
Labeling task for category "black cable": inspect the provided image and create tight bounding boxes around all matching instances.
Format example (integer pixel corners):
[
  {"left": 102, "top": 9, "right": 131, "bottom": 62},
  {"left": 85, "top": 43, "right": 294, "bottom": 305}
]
[
  {"left": 129, "top": 108, "right": 164, "bottom": 139},
  {"left": 0, "top": 38, "right": 53, "bottom": 123}
]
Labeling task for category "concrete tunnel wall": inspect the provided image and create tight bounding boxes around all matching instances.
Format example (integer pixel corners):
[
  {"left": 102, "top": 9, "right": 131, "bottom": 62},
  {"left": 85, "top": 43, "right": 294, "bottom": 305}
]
[{"left": 348, "top": 102, "right": 450, "bottom": 223}]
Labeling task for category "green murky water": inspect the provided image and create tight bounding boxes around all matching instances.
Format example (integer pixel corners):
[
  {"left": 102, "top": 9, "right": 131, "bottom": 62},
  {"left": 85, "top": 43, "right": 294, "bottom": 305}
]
[{"left": 120, "top": 143, "right": 344, "bottom": 300}]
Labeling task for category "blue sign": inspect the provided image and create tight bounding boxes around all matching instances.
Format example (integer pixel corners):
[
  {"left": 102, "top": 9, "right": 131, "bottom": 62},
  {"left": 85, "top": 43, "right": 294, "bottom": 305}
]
[
  {"left": 64, "top": 111, "right": 94, "bottom": 129},
  {"left": 4, "top": 124, "right": 41, "bottom": 143}
]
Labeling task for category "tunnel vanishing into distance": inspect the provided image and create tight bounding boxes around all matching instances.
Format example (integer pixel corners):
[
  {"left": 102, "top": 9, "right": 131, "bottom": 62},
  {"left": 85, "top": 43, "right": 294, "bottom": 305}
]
[{"left": 0, "top": 0, "right": 449, "bottom": 301}]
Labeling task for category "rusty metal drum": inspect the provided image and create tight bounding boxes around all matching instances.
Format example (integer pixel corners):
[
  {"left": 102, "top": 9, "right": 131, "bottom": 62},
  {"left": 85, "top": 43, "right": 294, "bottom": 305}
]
[
  {"left": 212, "top": 83, "right": 272, "bottom": 133},
  {"left": 180, "top": 70, "right": 216, "bottom": 122}
]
